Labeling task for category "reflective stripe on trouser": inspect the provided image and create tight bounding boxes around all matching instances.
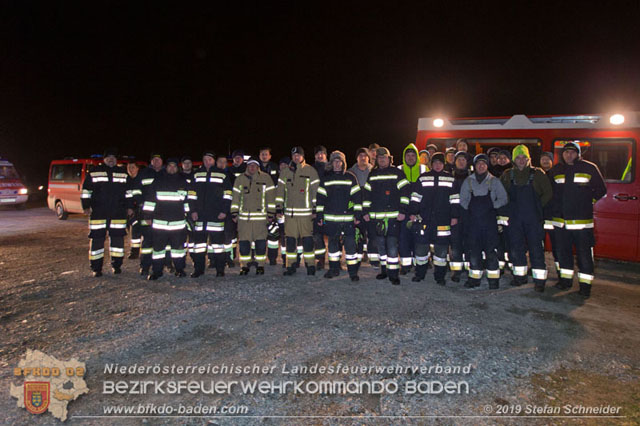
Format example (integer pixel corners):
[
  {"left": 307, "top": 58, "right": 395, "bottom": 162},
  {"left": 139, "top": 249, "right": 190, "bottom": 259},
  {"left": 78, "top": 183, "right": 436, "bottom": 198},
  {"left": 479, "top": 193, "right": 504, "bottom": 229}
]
[
  {"left": 326, "top": 225, "right": 359, "bottom": 277},
  {"left": 89, "top": 235, "right": 124, "bottom": 272},
  {"left": 556, "top": 227, "right": 595, "bottom": 286},
  {"left": 138, "top": 223, "right": 154, "bottom": 270},
  {"left": 507, "top": 218, "right": 547, "bottom": 283},
  {"left": 415, "top": 243, "right": 448, "bottom": 281},
  {"left": 467, "top": 222, "right": 500, "bottom": 285},
  {"left": 313, "top": 221, "right": 326, "bottom": 261},
  {"left": 497, "top": 224, "right": 510, "bottom": 270},
  {"left": 239, "top": 239, "right": 267, "bottom": 267},
  {"left": 192, "top": 229, "right": 225, "bottom": 273},
  {"left": 129, "top": 216, "right": 142, "bottom": 248},
  {"left": 398, "top": 219, "right": 416, "bottom": 267},
  {"left": 373, "top": 232, "right": 399, "bottom": 279},
  {"left": 152, "top": 229, "right": 187, "bottom": 274},
  {"left": 285, "top": 236, "right": 314, "bottom": 268}
]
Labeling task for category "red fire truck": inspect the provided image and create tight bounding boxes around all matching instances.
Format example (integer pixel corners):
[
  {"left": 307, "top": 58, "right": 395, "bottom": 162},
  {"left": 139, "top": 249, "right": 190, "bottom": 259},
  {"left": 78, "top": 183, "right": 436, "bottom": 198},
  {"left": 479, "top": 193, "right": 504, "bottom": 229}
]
[
  {"left": 415, "top": 112, "right": 639, "bottom": 262},
  {"left": 47, "top": 157, "right": 147, "bottom": 219}
]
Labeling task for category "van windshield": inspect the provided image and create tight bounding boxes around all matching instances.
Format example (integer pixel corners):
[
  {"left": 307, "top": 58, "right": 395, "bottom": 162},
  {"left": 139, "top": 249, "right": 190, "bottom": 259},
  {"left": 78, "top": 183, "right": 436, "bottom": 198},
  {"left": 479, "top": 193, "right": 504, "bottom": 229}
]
[{"left": 0, "top": 165, "right": 20, "bottom": 179}]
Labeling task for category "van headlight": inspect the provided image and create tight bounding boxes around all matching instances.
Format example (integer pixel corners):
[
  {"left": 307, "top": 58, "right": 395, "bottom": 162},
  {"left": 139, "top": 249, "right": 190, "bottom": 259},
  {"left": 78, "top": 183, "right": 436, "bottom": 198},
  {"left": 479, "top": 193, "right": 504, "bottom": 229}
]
[{"left": 19, "top": 188, "right": 28, "bottom": 195}]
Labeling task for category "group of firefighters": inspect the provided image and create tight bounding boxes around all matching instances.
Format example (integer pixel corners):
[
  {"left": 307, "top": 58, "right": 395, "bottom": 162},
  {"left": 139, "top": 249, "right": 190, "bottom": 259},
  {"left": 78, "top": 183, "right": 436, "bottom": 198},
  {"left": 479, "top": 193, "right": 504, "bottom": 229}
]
[{"left": 80, "top": 138, "right": 606, "bottom": 298}]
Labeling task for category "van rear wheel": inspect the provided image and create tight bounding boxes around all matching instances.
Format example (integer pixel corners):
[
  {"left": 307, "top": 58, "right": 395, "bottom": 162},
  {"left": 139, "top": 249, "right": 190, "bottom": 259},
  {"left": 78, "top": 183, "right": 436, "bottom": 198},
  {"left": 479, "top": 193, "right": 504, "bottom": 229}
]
[{"left": 55, "top": 201, "right": 68, "bottom": 220}]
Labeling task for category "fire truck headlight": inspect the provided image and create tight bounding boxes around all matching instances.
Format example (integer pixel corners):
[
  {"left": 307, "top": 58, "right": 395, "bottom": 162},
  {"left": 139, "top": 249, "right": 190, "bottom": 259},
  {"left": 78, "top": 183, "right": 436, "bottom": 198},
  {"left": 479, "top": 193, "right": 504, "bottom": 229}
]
[
  {"left": 19, "top": 188, "right": 28, "bottom": 195},
  {"left": 610, "top": 114, "right": 625, "bottom": 125},
  {"left": 433, "top": 118, "right": 444, "bottom": 128}
]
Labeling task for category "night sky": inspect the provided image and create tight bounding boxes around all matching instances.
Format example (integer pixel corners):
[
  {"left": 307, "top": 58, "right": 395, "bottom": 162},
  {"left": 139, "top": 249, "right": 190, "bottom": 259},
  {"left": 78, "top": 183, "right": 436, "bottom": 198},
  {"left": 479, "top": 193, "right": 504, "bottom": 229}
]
[{"left": 2, "top": 1, "right": 640, "bottom": 184}]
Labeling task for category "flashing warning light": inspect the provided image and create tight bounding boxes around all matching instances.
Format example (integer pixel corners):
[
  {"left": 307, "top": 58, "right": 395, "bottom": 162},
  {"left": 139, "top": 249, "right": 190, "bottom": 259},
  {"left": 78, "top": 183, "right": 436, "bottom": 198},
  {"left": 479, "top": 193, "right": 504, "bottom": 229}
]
[{"left": 433, "top": 118, "right": 444, "bottom": 128}]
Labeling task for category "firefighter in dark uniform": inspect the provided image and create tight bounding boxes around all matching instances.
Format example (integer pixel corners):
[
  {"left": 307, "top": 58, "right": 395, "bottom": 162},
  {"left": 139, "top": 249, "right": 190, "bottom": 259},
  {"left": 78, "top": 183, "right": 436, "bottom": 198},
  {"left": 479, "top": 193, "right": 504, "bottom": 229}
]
[
  {"left": 126, "top": 161, "right": 142, "bottom": 259},
  {"left": 540, "top": 151, "right": 561, "bottom": 281},
  {"left": 231, "top": 157, "right": 276, "bottom": 275},
  {"left": 362, "top": 147, "right": 411, "bottom": 285},
  {"left": 499, "top": 145, "right": 553, "bottom": 292},
  {"left": 444, "top": 147, "right": 457, "bottom": 174},
  {"left": 409, "top": 152, "right": 456, "bottom": 284},
  {"left": 132, "top": 152, "right": 164, "bottom": 276},
  {"left": 312, "top": 145, "right": 329, "bottom": 270},
  {"left": 258, "top": 147, "right": 281, "bottom": 265},
  {"left": 548, "top": 142, "right": 607, "bottom": 297},
  {"left": 276, "top": 146, "right": 320, "bottom": 276},
  {"left": 81, "top": 148, "right": 131, "bottom": 277},
  {"left": 145, "top": 158, "right": 189, "bottom": 280},
  {"left": 398, "top": 143, "right": 428, "bottom": 274},
  {"left": 190, "top": 150, "right": 233, "bottom": 277},
  {"left": 348, "top": 147, "right": 375, "bottom": 267},
  {"left": 180, "top": 156, "right": 195, "bottom": 260},
  {"left": 460, "top": 154, "right": 509, "bottom": 289},
  {"left": 449, "top": 151, "right": 470, "bottom": 282},
  {"left": 316, "top": 151, "right": 362, "bottom": 281}
]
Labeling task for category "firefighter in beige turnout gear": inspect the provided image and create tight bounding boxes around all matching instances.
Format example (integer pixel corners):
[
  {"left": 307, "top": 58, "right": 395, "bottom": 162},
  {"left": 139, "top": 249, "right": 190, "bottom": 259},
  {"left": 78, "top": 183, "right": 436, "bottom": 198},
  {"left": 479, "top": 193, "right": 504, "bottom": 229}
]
[
  {"left": 276, "top": 146, "right": 320, "bottom": 276},
  {"left": 231, "top": 157, "right": 277, "bottom": 275}
]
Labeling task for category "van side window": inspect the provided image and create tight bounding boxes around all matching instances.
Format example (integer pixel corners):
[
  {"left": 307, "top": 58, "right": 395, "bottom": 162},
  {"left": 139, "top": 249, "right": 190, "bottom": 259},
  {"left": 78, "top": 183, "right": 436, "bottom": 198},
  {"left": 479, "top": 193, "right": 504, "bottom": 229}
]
[
  {"left": 50, "top": 164, "right": 83, "bottom": 182},
  {"left": 553, "top": 139, "right": 635, "bottom": 183}
]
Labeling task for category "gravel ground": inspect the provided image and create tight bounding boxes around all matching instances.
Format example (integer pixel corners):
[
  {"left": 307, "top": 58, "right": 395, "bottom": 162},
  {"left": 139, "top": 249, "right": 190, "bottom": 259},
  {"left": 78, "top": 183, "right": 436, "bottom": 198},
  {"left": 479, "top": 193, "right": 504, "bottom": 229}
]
[{"left": 1, "top": 207, "right": 639, "bottom": 425}]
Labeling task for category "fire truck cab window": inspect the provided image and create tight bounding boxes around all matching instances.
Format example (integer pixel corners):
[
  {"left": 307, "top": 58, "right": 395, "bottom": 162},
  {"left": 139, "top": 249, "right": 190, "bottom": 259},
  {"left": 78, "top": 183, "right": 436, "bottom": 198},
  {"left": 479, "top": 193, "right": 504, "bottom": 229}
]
[
  {"left": 50, "top": 164, "right": 83, "bottom": 182},
  {"left": 553, "top": 139, "right": 634, "bottom": 183}
]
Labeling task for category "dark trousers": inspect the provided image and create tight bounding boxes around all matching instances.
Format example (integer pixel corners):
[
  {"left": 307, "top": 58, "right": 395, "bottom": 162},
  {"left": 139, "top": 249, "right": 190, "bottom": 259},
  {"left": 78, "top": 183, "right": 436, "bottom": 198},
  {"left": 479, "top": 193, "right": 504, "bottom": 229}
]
[
  {"left": 326, "top": 223, "right": 359, "bottom": 277},
  {"left": 449, "top": 222, "right": 466, "bottom": 274},
  {"left": 398, "top": 219, "right": 416, "bottom": 269},
  {"left": 555, "top": 227, "right": 595, "bottom": 287},
  {"left": 128, "top": 216, "right": 142, "bottom": 249},
  {"left": 286, "top": 236, "right": 314, "bottom": 268},
  {"left": 89, "top": 232, "right": 124, "bottom": 272},
  {"left": 467, "top": 225, "right": 500, "bottom": 285},
  {"left": 313, "top": 222, "right": 326, "bottom": 264},
  {"left": 193, "top": 230, "right": 225, "bottom": 274},
  {"left": 370, "top": 219, "right": 399, "bottom": 279},
  {"left": 223, "top": 216, "right": 237, "bottom": 264},
  {"left": 415, "top": 242, "right": 448, "bottom": 281},
  {"left": 508, "top": 219, "right": 547, "bottom": 284},
  {"left": 140, "top": 223, "right": 153, "bottom": 270},
  {"left": 152, "top": 229, "right": 186, "bottom": 274},
  {"left": 239, "top": 240, "right": 267, "bottom": 267}
]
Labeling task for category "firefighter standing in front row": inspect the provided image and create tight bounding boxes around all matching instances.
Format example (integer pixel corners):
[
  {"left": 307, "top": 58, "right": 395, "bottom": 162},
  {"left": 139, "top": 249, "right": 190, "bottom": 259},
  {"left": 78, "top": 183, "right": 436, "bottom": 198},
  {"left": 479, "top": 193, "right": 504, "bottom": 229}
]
[
  {"left": 316, "top": 151, "right": 362, "bottom": 281},
  {"left": 398, "top": 143, "right": 428, "bottom": 274},
  {"left": 126, "top": 161, "right": 142, "bottom": 259},
  {"left": 81, "top": 148, "right": 131, "bottom": 277},
  {"left": 231, "top": 157, "right": 276, "bottom": 275},
  {"left": 548, "top": 142, "right": 607, "bottom": 298},
  {"left": 460, "top": 154, "right": 508, "bottom": 289},
  {"left": 144, "top": 158, "right": 190, "bottom": 280},
  {"left": 449, "top": 151, "right": 471, "bottom": 283},
  {"left": 362, "top": 147, "right": 410, "bottom": 285},
  {"left": 190, "top": 151, "right": 233, "bottom": 277},
  {"left": 499, "top": 145, "right": 553, "bottom": 292},
  {"left": 133, "top": 152, "right": 164, "bottom": 276},
  {"left": 409, "top": 152, "right": 456, "bottom": 285},
  {"left": 276, "top": 146, "right": 320, "bottom": 276}
]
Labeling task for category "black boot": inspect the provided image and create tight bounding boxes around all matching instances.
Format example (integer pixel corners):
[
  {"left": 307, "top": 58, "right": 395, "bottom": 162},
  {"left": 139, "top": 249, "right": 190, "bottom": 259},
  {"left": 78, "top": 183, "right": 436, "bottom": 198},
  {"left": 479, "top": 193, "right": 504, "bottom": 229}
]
[
  {"left": 578, "top": 282, "right": 591, "bottom": 298},
  {"left": 148, "top": 272, "right": 162, "bottom": 280},
  {"left": 316, "top": 258, "right": 325, "bottom": 271},
  {"left": 190, "top": 269, "right": 204, "bottom": 278},
  {"left": 283, "top": 266, "right": 296, "bottom": 276},
  {"left": 324, "top": 269, "right": 339, "bottom": 279},
  {"left": 390, "top": 276, "right": 400, "bottom": 285},
  {"left": 112, "top": 266, "right": 122, "bottom": 274},
  {"left": 307, "top": 266, "right": 316, "bottom": 276},
  {"left": 400, "top": 266, "right": 409, "bottom": 276},
  {"left": 554, "top": 278, "right": 572, "bottom": 290},
  {"left": 128, "top": 248, "right": 139, "bottom": 259},
  {"left": 350, "top": 275, "right": 359, "bottom": 282},
  {"left": 435, "top": 277, "right": 446, "bottom": 286},
  {"left": 239, "top": 267, "right": 250, "bottom": 276},
  {"left": 534, "top": 280, "right": 545, "bottom": 292},
  {"left": 256, "top": 266, "right": 265, "bottom": 275},
  {"left": 376, "top": 266, "right": 388, "bottom": 280},
  {"left": 510, "top": 275, "right": 526, "bottom": 287},
  {"left": 139, "top": 267, "right": 149, "bottom": 277},
  {"left": 216, "top": 270, "right": 225, "bottom": 277},
  {"left": 92, "top": 270, "right": 103, "bottom": 278},
  {"left": 464, "top": 278, "right": 479, "bottom": 288},
  {"left": 411, "top": 275, "right": 423, "bottom": 282},
  {"left": 450, "top": 271, "right": 461, "bottom": 283},
  {"left": 175, "top": 270, "right": 186, "bottom": 278},
  {"left": 488, "top": 279, "right": 499, "bottom": 289}
]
